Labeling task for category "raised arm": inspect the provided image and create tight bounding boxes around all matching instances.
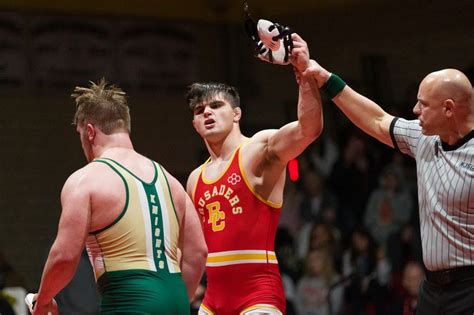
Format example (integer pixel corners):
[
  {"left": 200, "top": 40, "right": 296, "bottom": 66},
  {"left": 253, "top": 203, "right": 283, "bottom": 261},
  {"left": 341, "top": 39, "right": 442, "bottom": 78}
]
[
  {"left": 303, "top": 60, "right": 395, "bottom": 147},
  {"left": 264, "top": 33, "right": 323, "bottom": 163},
  {"left": 33, "top": 169, "right": 91, "bottom": 315}
]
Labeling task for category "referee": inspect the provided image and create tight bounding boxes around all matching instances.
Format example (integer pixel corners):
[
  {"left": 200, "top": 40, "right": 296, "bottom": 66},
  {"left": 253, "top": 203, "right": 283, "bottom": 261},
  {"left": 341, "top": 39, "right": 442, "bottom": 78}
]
[{"left": 303, "top": 60, "right": 474, "bottom": 314}]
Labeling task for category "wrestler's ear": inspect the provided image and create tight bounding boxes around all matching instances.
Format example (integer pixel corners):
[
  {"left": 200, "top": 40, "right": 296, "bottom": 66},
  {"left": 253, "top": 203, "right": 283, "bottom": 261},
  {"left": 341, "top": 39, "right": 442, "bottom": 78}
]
[
  {"left": 233, "top": 107, "right": 242, "bottom": 122},
  {"left": 86, "top": 123, "right": 96, "bottom": 141}
]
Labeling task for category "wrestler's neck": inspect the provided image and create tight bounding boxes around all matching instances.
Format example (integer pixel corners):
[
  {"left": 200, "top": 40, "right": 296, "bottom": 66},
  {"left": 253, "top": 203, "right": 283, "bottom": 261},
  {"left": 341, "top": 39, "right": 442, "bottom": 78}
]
[
  {"left": 205, "top": 127, "right": 246, "bottom": 162},
  {"left": 94, "top": 132, "right": 134, "bottom": 159}
]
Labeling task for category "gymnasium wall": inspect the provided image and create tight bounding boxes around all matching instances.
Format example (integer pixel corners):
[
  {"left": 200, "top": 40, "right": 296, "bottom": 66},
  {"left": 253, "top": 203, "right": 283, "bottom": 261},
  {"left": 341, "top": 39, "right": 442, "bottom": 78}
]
[{"left": 0, "top": 0, "right": 472, "bottom": 289}]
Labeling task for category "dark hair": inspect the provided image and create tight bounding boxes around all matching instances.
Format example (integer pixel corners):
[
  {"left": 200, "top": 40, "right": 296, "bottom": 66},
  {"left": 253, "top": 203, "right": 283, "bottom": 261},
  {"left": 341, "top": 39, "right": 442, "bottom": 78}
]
[{"left": 186, "top": 82, "right": 240, "bottom": 111}]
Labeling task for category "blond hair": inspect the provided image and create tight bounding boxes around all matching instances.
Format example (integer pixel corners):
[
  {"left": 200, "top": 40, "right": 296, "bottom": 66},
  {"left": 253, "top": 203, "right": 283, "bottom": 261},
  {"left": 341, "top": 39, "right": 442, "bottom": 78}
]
[
  {"left": 305, "top": 248, "right": 336, "bottom": 286},
  {"left": 72, "top": 78, "right": 131, "bottom": 134}
]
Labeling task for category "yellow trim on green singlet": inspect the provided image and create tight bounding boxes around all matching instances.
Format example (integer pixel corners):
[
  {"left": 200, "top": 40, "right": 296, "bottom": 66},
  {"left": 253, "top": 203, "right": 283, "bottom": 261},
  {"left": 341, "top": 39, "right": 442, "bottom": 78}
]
[
  {"left": 87, "top": 157, "right": 182, "bottom": 280},
  {"left": 99, "top": 157, "right": 158, "bottom": 185},
  {"left": 90, "top": 159, "right": 130, "bottom": 234},
  {"left": 157, "top": 163, "right": 180, "bottom": 225}
]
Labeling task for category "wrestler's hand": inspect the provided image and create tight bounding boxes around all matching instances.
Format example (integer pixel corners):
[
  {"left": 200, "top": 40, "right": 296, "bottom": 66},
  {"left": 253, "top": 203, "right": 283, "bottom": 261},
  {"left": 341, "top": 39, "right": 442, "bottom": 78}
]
[
  {"left": 290, "top": 33, "right": 310, "bottom": 73},
  {"left": 29, "top": 294, "right": 58, "bottom": 315},
  {"left": 302, "top": 59, "right": 331, "bottom": 88}
]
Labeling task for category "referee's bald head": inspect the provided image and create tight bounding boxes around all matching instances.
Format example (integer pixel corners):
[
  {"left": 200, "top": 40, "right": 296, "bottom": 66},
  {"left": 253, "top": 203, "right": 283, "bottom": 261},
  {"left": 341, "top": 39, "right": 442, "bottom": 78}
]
[
  {"left": 422, "top": 69, "right": 472, "bottom": 109},
  {"left": 414, "top": 69, "right": 473, "bottom": 137}
]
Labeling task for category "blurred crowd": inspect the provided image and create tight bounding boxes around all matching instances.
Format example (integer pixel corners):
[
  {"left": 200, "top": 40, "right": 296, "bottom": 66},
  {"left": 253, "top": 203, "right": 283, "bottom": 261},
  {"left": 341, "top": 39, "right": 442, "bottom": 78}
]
[{"left": 273, "top": 125, "right": 424, "bottom": 315}]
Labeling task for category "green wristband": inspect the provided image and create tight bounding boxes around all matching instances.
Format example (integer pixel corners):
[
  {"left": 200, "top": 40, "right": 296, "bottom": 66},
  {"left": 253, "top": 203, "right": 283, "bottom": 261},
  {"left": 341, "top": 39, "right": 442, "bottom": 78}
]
[{"left": 321, "top": 73, "right": 347, "bottom": 99}]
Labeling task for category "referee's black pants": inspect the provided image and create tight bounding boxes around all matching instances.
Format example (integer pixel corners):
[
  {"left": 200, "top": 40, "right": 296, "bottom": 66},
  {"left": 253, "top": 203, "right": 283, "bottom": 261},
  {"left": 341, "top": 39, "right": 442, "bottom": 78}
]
[{"left": 417, "top": 266, "right": 474, "bottom": 315}]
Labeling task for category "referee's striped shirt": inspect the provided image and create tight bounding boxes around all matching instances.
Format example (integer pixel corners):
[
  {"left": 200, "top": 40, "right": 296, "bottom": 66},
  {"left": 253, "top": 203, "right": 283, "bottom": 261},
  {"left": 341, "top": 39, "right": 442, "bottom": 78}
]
[{"left": 390, "top": 117, "right": 474, "bottom": 271}]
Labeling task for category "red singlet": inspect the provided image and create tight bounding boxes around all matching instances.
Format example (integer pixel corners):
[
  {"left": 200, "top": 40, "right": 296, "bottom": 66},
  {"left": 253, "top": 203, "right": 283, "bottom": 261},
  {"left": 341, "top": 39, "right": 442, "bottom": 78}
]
[{"left": 193, "top": 145, "right": 285, "bottom": 314}]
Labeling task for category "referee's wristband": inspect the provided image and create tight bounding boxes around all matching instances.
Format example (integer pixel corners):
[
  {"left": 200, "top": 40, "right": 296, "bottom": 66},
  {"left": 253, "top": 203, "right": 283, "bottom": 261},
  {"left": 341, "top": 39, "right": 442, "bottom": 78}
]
[{"left": 321, "top": 73, "right": 347, "bottom": 99}]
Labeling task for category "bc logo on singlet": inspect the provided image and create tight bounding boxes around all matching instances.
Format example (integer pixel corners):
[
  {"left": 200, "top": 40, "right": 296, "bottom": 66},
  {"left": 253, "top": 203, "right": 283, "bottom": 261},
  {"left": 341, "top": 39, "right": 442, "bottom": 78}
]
[
  {"left": 198, "top": 184, "right": 244, "bottom": 232},
  {"left": 207, "top": 201, "right": 225, "bottom": 232}
]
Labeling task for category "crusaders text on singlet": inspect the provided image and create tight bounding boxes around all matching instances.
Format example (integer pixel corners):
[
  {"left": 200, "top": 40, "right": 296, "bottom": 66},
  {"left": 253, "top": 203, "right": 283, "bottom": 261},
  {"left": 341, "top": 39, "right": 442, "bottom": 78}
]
[{"left": 192, "top": 145, "right": 285, "bottom": 315}]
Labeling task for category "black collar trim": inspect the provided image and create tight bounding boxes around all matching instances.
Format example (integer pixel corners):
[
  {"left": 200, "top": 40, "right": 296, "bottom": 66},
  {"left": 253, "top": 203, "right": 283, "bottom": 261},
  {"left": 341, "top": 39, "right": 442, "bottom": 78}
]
[{"left": 441, "top": 129, "right": 474, "bottom": 151}]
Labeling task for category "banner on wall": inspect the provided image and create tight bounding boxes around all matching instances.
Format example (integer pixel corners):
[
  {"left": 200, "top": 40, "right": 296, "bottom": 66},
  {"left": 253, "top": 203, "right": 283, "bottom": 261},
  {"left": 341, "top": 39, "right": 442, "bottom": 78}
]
[
  {"left": 30, "top": 17, "right": 114, "bottom": 88},
  {"left": 0, "top": 14, "right": 27, "bottom": 87},
  {"left": 117, "top": 24, "right": 197, "bottom": 91},
  {"left": 0, "top": 12, "right": 197, "bottom": 91}
]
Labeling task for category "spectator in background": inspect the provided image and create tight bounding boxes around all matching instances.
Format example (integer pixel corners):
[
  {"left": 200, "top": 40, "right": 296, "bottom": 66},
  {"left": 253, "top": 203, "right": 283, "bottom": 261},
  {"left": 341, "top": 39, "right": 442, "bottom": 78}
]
[
  {"left": 386, "top": 222, "right": 423, "bottom": 275},
  {"left": 328, "top": 132, "right": 370, "bottom": 236},
  {"left": 390, "top": 261, "right": 425, "bottom": 315},
  {"left": 274, "top": 229, "right": 299, "bottom": 315},
  {"left": 384, "top": 152, "right": 417, "bottom": 196},
  {"left": 342, "top": 227, "right": 377, "bottom": 315},
  {"left": 386, "top": 222, "right": 423, "bottom": 300},
  {"left": 364, "top": 166, "right": 413, "bottom": 246},
  {"left": 296, "top": 248, "right": 344, "bottom": 315},
  {"left": 299, "top": 170, "right": 336, "bottom": 223},
  {"left": 276, "top": 228, "right": 302, "bottom": 287},
  {"left": 279, "top": 175, "right": 304, "bottom": 240},
  {"left": 308, "top": 133, "right": 340, "bottom": 179},
  {"left": 296, "top": 169, "right": 339, "bottom": 261},
  {"left": 371, "top": 246, "right": 393, "bottom": 314},
  {"left": 297, "top": 222, "right": 341, "bottom": 267}
]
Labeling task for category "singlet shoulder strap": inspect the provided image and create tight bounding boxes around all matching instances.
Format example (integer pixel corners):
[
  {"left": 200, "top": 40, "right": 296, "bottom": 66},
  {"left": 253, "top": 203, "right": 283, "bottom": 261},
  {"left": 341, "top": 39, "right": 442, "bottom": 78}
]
[
  {"left": 154, "top": 162, "right": 180, "bottom": 224},
  {"left": 89, "top": 158, "right": 130, "bottom": 234},
  {"left": 237, "top": 141, "right": 282, "bottom": 209},
  {"left": 98, "top": 157, "right": 158, "bottom": 185},
  {"left": 200, "top": 145, "right": 242, "bottom": 185}
]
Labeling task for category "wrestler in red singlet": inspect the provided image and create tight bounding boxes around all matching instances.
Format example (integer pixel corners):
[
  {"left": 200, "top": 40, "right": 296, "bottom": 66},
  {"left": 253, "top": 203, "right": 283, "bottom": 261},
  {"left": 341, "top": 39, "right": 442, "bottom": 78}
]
[
  {"left": 193, "top": 145, "right": 285, "bottom": 315},
  {"left": 186, "top": 35, "right": 323, "bottom": 314}
]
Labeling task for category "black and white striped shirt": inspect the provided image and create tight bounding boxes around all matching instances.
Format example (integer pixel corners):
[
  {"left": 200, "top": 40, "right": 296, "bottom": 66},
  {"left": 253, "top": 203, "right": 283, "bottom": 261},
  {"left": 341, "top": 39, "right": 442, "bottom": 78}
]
[{"left": 390, "top": 117, "right": 474, "bottom": 271}]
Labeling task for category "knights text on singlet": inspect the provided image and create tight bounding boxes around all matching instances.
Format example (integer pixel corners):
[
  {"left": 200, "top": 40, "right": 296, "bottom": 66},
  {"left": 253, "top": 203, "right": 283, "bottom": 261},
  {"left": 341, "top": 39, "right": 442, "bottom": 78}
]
[{"left": 86, "top": 158, "right": 189, "bottom": 315}]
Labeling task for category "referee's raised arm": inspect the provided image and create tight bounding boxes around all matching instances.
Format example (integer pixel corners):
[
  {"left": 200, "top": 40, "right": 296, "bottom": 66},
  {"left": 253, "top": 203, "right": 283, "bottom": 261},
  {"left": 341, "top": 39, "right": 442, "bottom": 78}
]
[
  {"left": 302, "top": 41, "right": 474, "bottom": 315},
  {"left": 303, "top": 61, "right": 395, "bottom": 147}
]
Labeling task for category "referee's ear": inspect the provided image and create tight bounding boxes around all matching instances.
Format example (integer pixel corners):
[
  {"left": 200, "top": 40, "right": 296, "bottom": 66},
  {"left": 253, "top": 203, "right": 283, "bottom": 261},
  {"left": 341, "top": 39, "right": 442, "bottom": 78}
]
[{"left": 444, "top": 99, "right": 454, "bottom": 118}]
